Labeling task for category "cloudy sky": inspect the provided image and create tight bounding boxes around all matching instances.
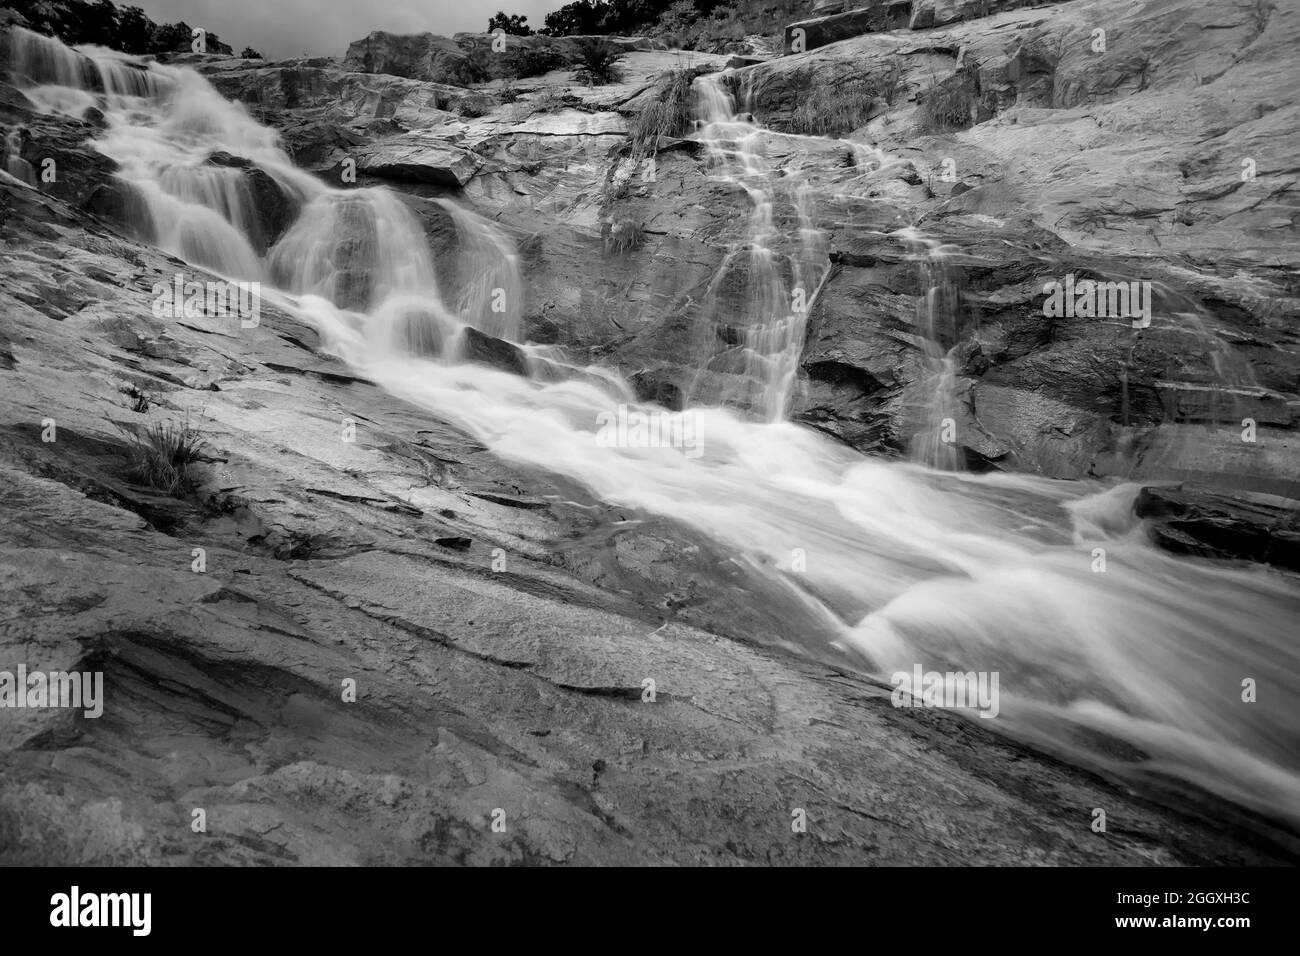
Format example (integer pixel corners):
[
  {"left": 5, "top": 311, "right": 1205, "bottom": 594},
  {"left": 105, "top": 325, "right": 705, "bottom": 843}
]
[{"left": 132, "top": 0, "right": 565, "bottom": 59}]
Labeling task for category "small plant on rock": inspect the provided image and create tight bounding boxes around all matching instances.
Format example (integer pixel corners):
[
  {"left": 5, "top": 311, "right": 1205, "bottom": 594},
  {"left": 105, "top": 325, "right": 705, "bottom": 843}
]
[
  {"left": 572, "top": 39, "right": 625, "bottom": 86},
  {"left": 605, "top": 218, "right": 645, "bottom": 255},
  {"left": 917, "top": 75, "right": 976, "bottom": 132},
  {"left": 506, "top": 46, "right": 566, "bottom": 78},
  {"left": 126, "top": 418, "right": 207, "bottom": 496},
  {"left": 120, "top": 383, "right": 154, "bottom": 413},
  {"left": 628, "top": 68, "right": 695, "bottom": 161}
]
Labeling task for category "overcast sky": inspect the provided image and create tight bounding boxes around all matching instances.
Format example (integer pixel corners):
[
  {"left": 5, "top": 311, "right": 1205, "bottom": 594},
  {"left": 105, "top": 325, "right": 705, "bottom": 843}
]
[{"left": 131, "top": 0, "right": 565, "bottom": 59}]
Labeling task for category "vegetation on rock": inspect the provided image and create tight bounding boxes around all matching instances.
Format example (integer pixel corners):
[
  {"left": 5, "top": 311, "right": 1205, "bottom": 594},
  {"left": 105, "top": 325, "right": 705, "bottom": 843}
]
[
  {"left": 125, "top": 419, "right": 207, "bottom": 496},
  {"left": 6, "top": 0, "right": 240, "bottom": 55},
  {"left": 572, "top": 39, "right": 626, "bottom": 85},
  {"left": 788, "top": 60, "right": 903, "bottom": 136},
  {"left": 628, "top": 68, "right": 696, "bottom": 159}
]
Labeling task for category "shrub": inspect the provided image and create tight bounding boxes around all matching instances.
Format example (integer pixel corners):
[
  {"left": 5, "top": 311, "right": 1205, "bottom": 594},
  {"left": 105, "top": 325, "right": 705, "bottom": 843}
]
[
  {"left": 917, "top": 75, "right": 976, "bottom": 132},
  {"left": 628, "top": 69, "right": 695, "bottom": 160},
  {"left": 507, "top": 46, "right": 567, "bottom": 78},
  {"left": 126, "top": 419, "right": 207, "bottom": 495},
  {"left": 572, "top": 39, "right": 625, "bottom": 86}
]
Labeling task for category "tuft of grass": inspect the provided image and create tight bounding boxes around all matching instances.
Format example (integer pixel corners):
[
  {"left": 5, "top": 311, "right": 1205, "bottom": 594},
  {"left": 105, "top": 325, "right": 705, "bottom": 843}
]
[
  {"left": 605, "top": 218, "right": 644, "bottom": 255},
  {"left": 791, "top": 80, "right": 875, "bottom": 136},
  {"left": 628, "top": 69, "right": 695, "bottom": 161},
  {"left": 530, "top": 87, "right": 581, "bottom": 113},
  {"left": 917, "top": 76, "right": 976, "bottom": 132},
  {"left": 126, "top": 419, "right": 207, "bottom": 495},
  {"left": 572, "top": 39, "right": 625, "bottom": 86},
  {"left": 786, "top": 59, "right": 903, "bottom": 136}
]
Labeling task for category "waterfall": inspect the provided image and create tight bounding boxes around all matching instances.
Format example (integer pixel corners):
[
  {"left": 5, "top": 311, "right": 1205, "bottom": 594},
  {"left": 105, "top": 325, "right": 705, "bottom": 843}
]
[
  {"left": 2, "top": 127, "right": 36, "bottom": 184},
  {"left": 7, "top": 26, "right": 1300, "bottom": 828},
  {"left": 684, "top": 73, "right": 829, "bottom": 423},
  {"left": 897, "top": 227, "right": 966, "bottom": 470}
]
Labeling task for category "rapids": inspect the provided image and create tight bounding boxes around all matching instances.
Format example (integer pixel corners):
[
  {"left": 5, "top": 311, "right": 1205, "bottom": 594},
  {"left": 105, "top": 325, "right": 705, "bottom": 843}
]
[{"left": 6, "top": 26, "right": 1298, "bottom": 829}]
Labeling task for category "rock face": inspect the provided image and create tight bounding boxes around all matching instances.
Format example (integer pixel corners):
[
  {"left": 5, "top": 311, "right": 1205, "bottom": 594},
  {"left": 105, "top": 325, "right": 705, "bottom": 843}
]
[
  {"left": 1136, "top": 486, "right": 1300, "bottom": 571},
  {"left": 343, "top": 32, "right": 475, "bottom": 85},
  {"left": 724, "top": 0, "right": 1300, "bottom": 495},
  {"left": 2, "top": 172, "right": 1295, "bottom": 865},
  {"left": 175, "top": 3, "right": 1300, "bottom": 497},
  {"left": 785, "top": 0, "right": 913, "bottom": 52},
  {"left": 342, "top": 31, "right": 665, "bottom": 86}
]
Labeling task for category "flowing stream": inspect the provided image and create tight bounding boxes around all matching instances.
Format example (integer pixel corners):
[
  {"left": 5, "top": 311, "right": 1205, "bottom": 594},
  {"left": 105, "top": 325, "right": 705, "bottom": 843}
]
[{"left": 7, "top": 28, "right": 1300, "bottom": 830}]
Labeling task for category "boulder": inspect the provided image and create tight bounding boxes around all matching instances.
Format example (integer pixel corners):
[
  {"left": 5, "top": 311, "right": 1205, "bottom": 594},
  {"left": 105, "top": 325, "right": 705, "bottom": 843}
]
[
  {"left": 1135, "top": 485, "right": 1300, "bottom": 570},
  {"left": 353, "top": 134, "right": 483, "bottom": 187},
  {"left": 204, "top": 151, "right": 300, "bottom": 250},
  {"left": 342, "top": 31, "right": 475, "bottom": 84},
  {"left": 459, "top": 326, "right": 528, "bottom": 376},
  {"left": 783, "top": 1, "right": 912, "bottom": 53}
]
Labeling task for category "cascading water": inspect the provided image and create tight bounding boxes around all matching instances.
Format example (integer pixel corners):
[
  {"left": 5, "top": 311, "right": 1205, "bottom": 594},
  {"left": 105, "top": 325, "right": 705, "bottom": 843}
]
[
  {"left": 2, "top": 126, "right": 35, "bottom": 184},
  {"left": 897, "top": 227, "right": 966, "bottom": 471},
  {"left": 684, "top": 73, "right": 829, "bottom": 422},
  {"left": 8, "top": 26, "right": 1300, "bottom": 828}
]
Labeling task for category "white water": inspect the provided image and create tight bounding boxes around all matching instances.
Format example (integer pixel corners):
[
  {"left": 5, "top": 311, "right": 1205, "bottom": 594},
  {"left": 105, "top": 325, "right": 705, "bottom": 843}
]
[
  {"left": 8, "top": 28, "right": 1300, "bottom": 830},
  {"left": 897, "top": 227, "right": 966, "bottom": 470},
  {"left": 685, "top": 74, "right": 828, "bottom": 422}
]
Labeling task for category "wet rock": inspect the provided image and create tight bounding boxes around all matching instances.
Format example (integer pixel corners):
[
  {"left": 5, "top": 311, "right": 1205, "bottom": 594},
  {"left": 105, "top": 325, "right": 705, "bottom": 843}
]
[
  {"left": 204, "top": 152, "right": 299, "bottom": 250},
  {"left": 459, "top": 326, "right": 528, "bottom": 376},
  {"left": 1135, "top": 486, "right": 1300, "bottom": 571},
  {"left": 81, "top": 179, "right": 154, "bottom": 242}
]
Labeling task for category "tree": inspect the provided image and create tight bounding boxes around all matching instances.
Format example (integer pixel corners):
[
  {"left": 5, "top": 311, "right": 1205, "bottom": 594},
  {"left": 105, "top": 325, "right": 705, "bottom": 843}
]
[
  {"left": 79, "top": 0, "right": 120, "bottom": 45},
  {"left": 487, "top": 11, "right": 533, "bottom": 35},
  {"left": 240, "top": 47, "right": 264, "bottom": 59},
  {"left": 116, "top": 5, "right": 155, "bottom": 54},
  {"left": 149, "top": 21, "right": 192, "bottom": 53},
  {"left": 542, "top": 0, "right": 607, "bottom": 36}
]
